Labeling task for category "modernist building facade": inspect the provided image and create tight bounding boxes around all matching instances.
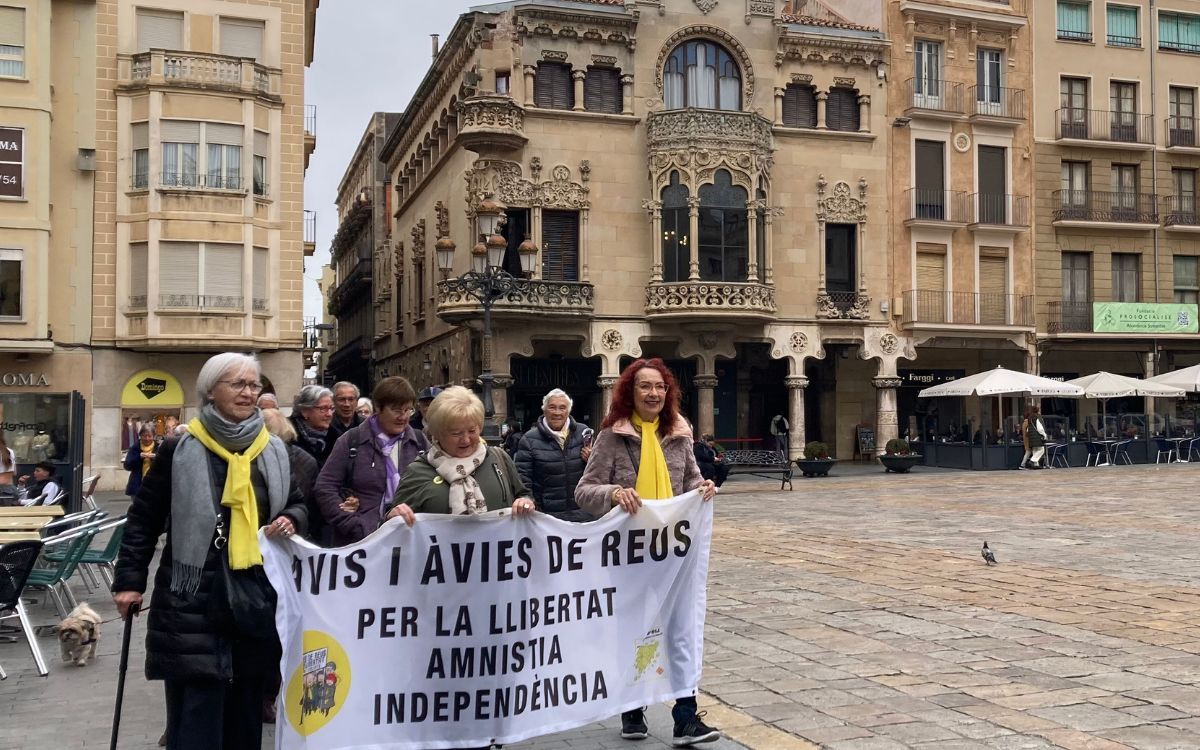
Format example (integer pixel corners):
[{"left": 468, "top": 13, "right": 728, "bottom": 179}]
[
  {"left": 0, "top": 0, "right": 317, "bottom": 488},
  {"left": 1032, "top": 0, "right": 1200, "bottom": 428},
  {"left": 372, "top": 0, "right": 908, "bottom": 459}
]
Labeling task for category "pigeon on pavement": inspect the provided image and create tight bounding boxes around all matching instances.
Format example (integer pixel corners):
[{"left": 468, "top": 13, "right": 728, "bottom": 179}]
[{"left": 982, "top": 541, "right": 998, "bottom": 565}]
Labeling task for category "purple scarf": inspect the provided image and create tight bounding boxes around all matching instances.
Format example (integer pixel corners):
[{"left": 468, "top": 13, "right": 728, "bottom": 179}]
[{"left": 370, "top": 415, "right": 406, "bottom": 516}]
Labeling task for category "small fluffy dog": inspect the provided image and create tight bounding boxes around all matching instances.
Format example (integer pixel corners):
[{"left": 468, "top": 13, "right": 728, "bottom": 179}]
[{"left": 56, "top": 602, "right": 102, "bottom": 666}]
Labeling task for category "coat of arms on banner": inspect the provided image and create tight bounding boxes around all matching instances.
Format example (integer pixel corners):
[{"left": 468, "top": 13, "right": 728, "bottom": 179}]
[{"left": 286, "top": 631, "right": 352, "bottom": 736}]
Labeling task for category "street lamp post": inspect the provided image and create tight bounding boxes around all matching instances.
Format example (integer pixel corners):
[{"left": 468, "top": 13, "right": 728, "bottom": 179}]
[{"left": 436, "top": 197, "right": 538, "bottom": 443}]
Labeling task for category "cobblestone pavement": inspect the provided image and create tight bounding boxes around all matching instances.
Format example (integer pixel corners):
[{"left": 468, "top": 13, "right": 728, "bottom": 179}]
[{"left": 5, "top": 464, "right": 1200, "bottom": 749}]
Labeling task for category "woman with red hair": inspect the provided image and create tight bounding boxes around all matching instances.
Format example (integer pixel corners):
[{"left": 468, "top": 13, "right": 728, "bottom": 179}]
[{"left": 575, "top": 357, "right": 718, "bottom": 746}]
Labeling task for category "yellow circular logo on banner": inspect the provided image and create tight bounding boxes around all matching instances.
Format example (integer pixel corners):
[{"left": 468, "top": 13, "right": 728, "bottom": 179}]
[{"left": 285, "top": 630, "right": 352, "bottom": 736}]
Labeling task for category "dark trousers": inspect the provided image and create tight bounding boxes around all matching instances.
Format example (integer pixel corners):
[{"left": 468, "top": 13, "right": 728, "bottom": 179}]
[
  {"left": 164, "top": 643, "right": 271, "bottom": 750},
  {"left": 697, "top": 461, "right": 729, "bottom": 487}
]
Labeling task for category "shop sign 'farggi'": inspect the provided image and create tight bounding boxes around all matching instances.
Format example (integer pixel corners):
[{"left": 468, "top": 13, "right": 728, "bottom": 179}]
[{"left": 0, "top": 127, "right": 23, "bottom": 199}]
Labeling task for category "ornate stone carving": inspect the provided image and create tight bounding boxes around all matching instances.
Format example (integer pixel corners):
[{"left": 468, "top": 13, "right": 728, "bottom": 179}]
[
  {"left": 784, "top": 376, "right": 810, "bottom": 390},
  {"left": 789, "top": 331, "right": 808, "bottom": 353},
  {"left": 879, "top": 333, "right": 899, "bottom": 355},
  {"left": 646, "top": 109, "right": 774, "bottom": 192},
  {"left": 513, "top": 8, "right": 637, "bottom": 51},
  {"left": 592, "top": 54, "right": 617, "bottom": 66},
  {"left": 601, "top": 329, "right": 624, "bottom": 351},
  {"left": 411, "top": 219, "right": 426, "bottom": 261},
  {"left": 790, "top": 73, "right": 813, "bottom": 84},
  {"left": 393, "top": 240, "right": 404, "bottom": 283},
  {"left": 816, "top": 292, "right": 871, "bottom": 320},
  {"left": 529, "top": 156, "right": 542, "bottom": 182},
  {"left": 693, "top": 0, "right": 718, "bottom": 13},
  {"left": 747, "top": 0, "right": 774, "bottom": 18},
  {"left": 435, "top": 201, "right": 450, "bottom": 238},
  {"left": 698, "top": 332, "right": 718, "bottom": 349},
  {"left": 542, "top": 50, "right": 569, "bottom": 61},
  {"left": 873, "top": 377, "right": 904, "bottom": 389},
  {"left": 816, "top": 177, "right": 868, "bottom": 224},
  {"left": 776, "top": 34, "right": 886, "bottom": 69},
  {"left": 645, "top": 282, "right": 777, "bottom": 316},
  {"left": 464, "top": 159, "right": 591, "bottom": 212},
  {"left": 436, "top": 279, "right": 595, "bottom": 321},
  {"left": 694, "top": 374, "right": 719, "bottom": 389},
  {"left": 656, "top": 26, "right": 755, "bottom": 104},
  {"left": 833, "top": 76, "right": 856, "bottom": 88},
  {"left": 457, "top": 95, "right": 527, "bottom": 152}
]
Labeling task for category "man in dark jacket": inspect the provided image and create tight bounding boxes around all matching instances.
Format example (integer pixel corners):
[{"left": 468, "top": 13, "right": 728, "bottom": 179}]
[
  {"left": 514, "top": 389, "right": 593, "bottom": 522},
  {"left": 328, "top": 381, "right": 364, "bottom": 442},
  {"left": 694, "top": 434, "right": 729, "bottom": 487},
  {"left": 409, "top": 386, "right": 441, "bottom": 433}
]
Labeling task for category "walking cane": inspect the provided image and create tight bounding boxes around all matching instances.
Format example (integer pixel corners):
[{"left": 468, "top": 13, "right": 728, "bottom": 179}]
[{"left": 109, "top": 602, "right": 140, "bottom": 750}]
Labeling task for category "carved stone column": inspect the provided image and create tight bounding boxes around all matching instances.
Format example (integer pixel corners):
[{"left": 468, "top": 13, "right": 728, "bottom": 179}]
[
  {"left": 816, "top": 91, "right": 829, "bottom": 130},
  {"left": 785, "top": 376, "right": 808, "bottom": 460},
  {"left": 694, "top": 375, "right": 718, "bottom": 439},
  {"left": 687, "top": 196, "right": 701, "bottom": 281},
  {"left": 621, "top": 74, "right": 634, "bottom": 116},
  {"left": 597, "top": 376, "right": 618, "bottom": 417},
  {"left": 523, "top": 66, "right": 536, "bottom": 107},
  {"left": 572, "top": 70, "right": 586, "bottom": 112},
  {"left": 493, "top": 374, "right": 514, "bottom": 427},
  {"left": 873, "top": 377, "right": 903, "bottom": 457},
  {"left": 773, "top": 86, "right": 785, "bottom": 125},
  {"left": 746, "top": 202, "right": 759, "bottom": 280},
  {"left": 645, "top": 200, "right": 664, "bottom": 282},
  {"left": 857, "top": 95, "right": 871, "bottom": 133}
]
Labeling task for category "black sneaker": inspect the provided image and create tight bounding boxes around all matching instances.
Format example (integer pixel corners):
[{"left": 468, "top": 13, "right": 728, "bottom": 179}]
[
  {"left": 621, "top": 709, "right": 648, "bottom": 740},
  {"left": 672, "top": 711, "right": 720, "bottom": 746}
]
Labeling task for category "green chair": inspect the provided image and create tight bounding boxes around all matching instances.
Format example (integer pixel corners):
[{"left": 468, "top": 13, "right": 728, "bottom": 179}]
[
  {"left": 75, "top": 517, "right": 126, "bottom": 589},
  {"left": 25, "top": 524, "right": 99, "bottom": 619}
]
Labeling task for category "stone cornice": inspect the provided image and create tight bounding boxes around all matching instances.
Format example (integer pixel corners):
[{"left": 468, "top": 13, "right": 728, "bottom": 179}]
[
  {"left": 514, "top": 4, "right": 639, "bottom": 50},
  {"left": 776, "top": 28, "right": 889, "bottom": 68}
]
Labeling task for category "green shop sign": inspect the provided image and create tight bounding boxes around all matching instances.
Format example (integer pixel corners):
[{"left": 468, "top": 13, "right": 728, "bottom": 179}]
[{"left": 1092, "top": 302, "right": 1199, "bottom": 333}]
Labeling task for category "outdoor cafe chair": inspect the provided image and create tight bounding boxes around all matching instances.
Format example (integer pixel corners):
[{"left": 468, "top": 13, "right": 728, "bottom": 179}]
[
  {"left": 1085, "top": 442, "right": 1107, "bottom": 467},
  {"left": 23, "top": 522, "right": 101, "bottom": 619},
  {"left": 1113, "top": 439, "right": 1134, "bottom": 465},
  {"left": 1185, "top": 437, "right": 1200, "bottom": 463},
  {"left": 1154, "top": 437, "right": 1176, "bottom": 464},
  {"left": 0, "top": 539, "right": 49, "bottom": 678},
  {"left": 1046, "top": 443, "right": 1070, "bottom": 468}
]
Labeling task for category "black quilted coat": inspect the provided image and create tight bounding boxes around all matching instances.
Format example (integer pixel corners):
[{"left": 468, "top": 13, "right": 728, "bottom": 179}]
[
  {"left": 514, "top": 418, "right": 592, "bottom": 522},
  {"left": 113, "top": 437, "right": 307, "bottom": 681}
]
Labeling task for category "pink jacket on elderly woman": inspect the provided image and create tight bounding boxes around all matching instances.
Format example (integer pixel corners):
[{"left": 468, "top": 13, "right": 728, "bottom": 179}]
[{"left": 573, "top": 417, "right": 704, "bottom": 519}]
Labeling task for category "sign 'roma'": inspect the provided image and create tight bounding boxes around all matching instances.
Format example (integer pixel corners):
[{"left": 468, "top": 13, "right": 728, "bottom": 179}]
[{"left": 261, "top": 491, "right": 713, "bottom": 750}]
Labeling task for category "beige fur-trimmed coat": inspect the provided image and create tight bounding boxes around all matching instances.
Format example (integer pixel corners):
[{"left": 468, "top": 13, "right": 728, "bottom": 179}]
[{"left": 574, "top": 417, "right": 704, "bottom": 519}]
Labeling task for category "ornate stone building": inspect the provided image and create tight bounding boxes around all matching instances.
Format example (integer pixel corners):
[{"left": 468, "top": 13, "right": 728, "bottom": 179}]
[{"left": 377, "top": 0, "right": 904, "bottom": 459}]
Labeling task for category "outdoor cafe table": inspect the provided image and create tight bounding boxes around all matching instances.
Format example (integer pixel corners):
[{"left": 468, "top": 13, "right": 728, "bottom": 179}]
[
  {"left": 0, "top": 531, "right": 40, "bottom": 543},
  {"left": 1166, "top": 436, "right": 1194, "bottom": 463},
  {"left": 1089, "top": 439, "right": 1120, "bottom": 466},
  {"left": 0, "top": 506, "right": 64, "bottom": 538}
]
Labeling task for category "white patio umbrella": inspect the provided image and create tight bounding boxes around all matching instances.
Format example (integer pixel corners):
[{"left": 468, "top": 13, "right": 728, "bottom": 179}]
[
  {"left": 1147, "top": 363, "right": 1200, "bottom": 392},
  {"left": 918, "top": 366, "right": 1084, "bottom": 442},
  {"left": 1065, "top": 372, "right": 1184, "bottom": 437}
]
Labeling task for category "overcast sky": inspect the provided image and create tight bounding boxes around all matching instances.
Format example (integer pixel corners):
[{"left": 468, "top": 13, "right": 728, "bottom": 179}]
[{"left": 303, "top": 2, "right": 463, "bottom": 321}]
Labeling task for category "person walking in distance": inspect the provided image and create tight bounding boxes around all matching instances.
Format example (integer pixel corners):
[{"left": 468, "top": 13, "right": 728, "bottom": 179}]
[
  {"left": 328, "top": 382, "right": 364, "bottom": 443},
  {"left": 574, "top": 358, "right": 718, "bottom": 746},
  {"left": 1021, "top": 406, "right": 1047, "bottom": 469},
  {"left": 514, "top": 389, "right": 593, "bottom": 522},
  {"left": 770, "top": 413, "right": 789, "bottom": 456}
]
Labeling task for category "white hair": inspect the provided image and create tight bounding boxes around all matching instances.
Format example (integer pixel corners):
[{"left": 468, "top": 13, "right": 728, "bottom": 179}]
[
  {"left": 195, "top": 353, "right": 260, "bottom": 407},
  {"left": 295, "top": 384, "right": 333, "bottom": 410},
  {"left": 542, "top": 388, "right": 573, "bottom": 411},
  {"left": 332, "top": 381, "right": 360, "bottom": 398}
]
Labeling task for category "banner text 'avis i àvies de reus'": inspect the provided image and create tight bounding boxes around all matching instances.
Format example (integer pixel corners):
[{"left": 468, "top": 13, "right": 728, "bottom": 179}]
[{"left": 261, "top": 490, "right": 714, "bottom": 750}]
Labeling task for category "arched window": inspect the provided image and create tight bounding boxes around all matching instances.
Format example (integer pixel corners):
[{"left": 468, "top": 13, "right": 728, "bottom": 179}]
[
  {"left": 661, "top": 171, "right": 690, "bottom": 283},
  {"left": 663, "top": 40, "right": 741, "bottom": 111},
  {"left": 698, "top": 170, "right": 748, "bottom": 282}
]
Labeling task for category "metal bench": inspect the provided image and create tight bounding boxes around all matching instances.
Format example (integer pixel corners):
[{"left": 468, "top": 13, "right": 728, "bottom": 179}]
[{"left": 722, "top": 449, "right": 793, "bottom": 490}]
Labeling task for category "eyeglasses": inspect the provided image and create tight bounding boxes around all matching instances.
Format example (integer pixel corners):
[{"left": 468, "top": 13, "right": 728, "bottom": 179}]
[
  {"left": 636, "top": 383, "right": 669, "bottom": 394},
  {"left": 220, "top": 380, "right": 264, "bottom": 394},
  {"left": 313, "top": 405, "right": 336, "bottom": 413}
]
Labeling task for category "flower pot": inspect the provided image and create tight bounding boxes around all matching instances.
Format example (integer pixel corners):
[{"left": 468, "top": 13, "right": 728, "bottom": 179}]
[
  {"left": 794, "top": 458, "right": 836, "bottom": 477},
  {"left": 879, "top": 454, "right": 923, "bottom": 473}
]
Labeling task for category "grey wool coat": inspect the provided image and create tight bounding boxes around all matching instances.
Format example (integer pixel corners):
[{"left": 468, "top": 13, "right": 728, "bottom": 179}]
[{"left": 574, "top": 417, "right": 704, "bottom": 519}]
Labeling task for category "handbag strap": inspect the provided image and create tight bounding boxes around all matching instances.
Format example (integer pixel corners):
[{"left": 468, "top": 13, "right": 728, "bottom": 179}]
[{"left": 622, "top": 435, "right": 640, "bottom": 473}]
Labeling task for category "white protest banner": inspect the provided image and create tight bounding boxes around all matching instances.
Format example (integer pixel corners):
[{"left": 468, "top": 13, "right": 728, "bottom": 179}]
[{"left": 261, "top": 490, "right": 713, "bottom": 750}]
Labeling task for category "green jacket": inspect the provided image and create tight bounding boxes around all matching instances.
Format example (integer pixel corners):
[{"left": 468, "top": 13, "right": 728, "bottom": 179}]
[{"left": 392, "top": 447, "right": 529, "bottom": 515}]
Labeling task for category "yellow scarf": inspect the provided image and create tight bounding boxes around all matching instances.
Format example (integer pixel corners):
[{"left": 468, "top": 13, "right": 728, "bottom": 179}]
[
  {"left": 631, "top": 413, "right": 673, "bottom": 500},
  {"left": 187, "top": 418, "right": 271, "bottom": 569},
  {"left": 139, "top": 439, "right": 156, "bottom": 476}
]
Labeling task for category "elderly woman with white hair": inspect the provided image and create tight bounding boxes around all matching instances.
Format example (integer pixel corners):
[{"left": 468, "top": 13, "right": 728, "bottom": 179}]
[
  {"left": 386, "top": 386, "right": 536, "bottom": 523},
  {"left": 289, "top": 384, "right": 335, "bottom": 468},
  {"left": 514, "top": 388, "right": 594, "bottom": 522},
  {"left": 113, "top": 352, "right": 307, "bottom": 750}
]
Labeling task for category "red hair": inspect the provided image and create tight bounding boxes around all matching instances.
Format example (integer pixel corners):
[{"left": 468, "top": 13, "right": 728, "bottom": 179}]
[{"left": 602, "top": 358, "right": 683, "bottom": 438}]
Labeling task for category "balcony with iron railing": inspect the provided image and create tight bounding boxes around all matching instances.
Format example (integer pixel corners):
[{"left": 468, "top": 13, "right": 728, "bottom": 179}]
[
  {"left": 1107, "top": 32, "right": 1142, "bottom": 48},
  {"left": 1164, "top": 195, "right": 1200, "bottom": 229},
  {"left": 1047, "top": 301, "right": 1093, "bottom": 333},
  {"left": 904, "top": 78, "right": 965, "bottom": 117},
  {"left": 440, "top": 278, "right": 596, "bottom": 324},
  {"left": 304, "top": 104, "right": 317, "bottom": 167},
  {"left": 968, "top": 85, "right": 1025, "bottom": 123},
  {"left": 1056, "top": 108, "right": 1154, "bottom": 147},
  {"left": 156, "top": 173, "right": 245, "bottom": 191},
  {"left": 1166, "top": 116, "right": 1199, "bottom": 149},
  {"left": 158, "top": 294, "right": 244, "bottom": 311},
  {"left": 815, "top": 291, "right": 870, "bottom": 320},
  {"left": 967, "top": 193, "right": 1030, "bottom": 230},
  {"left": 1052, "top": 190, "right": 1159, "bottom": 226},
  {"left": 902, "top": 290, "right": 1034, "bottom": 328},
  {"left": 303, "top": 210, "right": 316, "bottom": 256},
  {"left": 123, "top": 50, "right": 281, "bottom": 99},
  {"left": 904, "top": 188, "right": 969, "bottom": 226}
]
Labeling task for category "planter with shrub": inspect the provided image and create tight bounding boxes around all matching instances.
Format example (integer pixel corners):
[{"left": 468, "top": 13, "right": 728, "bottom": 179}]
[
  {"left": 879, "top": 438, "right": 922, "bottom": 473},
  {"left": 795, "top": 441, "right": 836, "bottom": 477}
]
